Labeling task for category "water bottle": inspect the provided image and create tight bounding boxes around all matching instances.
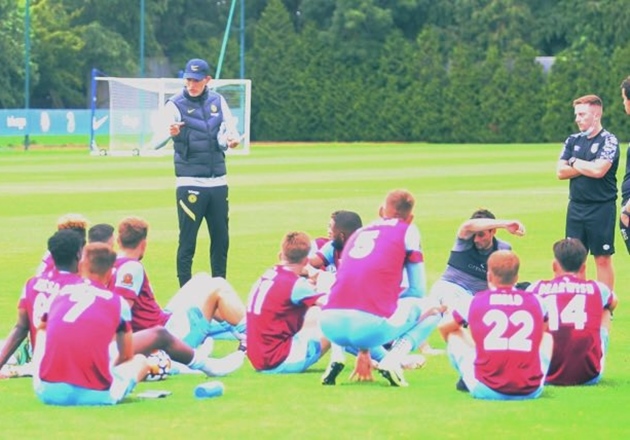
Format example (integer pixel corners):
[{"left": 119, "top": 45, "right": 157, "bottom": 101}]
[{"left": 194, "top": 380, "right": 225, "bottom": 399}]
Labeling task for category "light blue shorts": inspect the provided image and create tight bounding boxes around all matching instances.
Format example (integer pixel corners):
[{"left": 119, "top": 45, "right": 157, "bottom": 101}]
[
  {"left": 447, "top": 336, "right": 551, "bottom": 401},
  {"left": 261, "top": 332, "right": 322, "bottom": 374},
  {"left": 320, "top": 298, "right": 423, "bottom": 349},
  {"left": 34, "top": 367, "right": 137, "bottom": 406}
]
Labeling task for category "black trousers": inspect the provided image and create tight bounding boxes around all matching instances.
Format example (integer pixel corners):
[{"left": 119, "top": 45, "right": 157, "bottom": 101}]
[{"left": 176, "top": 185, "right": 229, "bottom": 287}]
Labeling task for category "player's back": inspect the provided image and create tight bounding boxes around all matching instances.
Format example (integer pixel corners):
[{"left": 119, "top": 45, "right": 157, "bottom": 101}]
[
  {"left": 326, "top": 218, "right": 409, "bottom": 317},
  {"left": 20, "top": 270, "right": 83, "bottom": 347},
  {"left": 468, "top": 288, "right": 546, "bottom": 395},
  {"left": 39, "top": 281, "right": 127, "bottom": 391},
  {"left": 531, "top": 275, "right": 611, "bottom": 385},
  {"left": 246, "top": 266, "right": 309, "bottom": 370}
]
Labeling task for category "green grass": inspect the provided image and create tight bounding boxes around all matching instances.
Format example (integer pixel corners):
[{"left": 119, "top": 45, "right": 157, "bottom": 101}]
[{"left": 1, "top": 143, "right": 629, "bottom": 439}]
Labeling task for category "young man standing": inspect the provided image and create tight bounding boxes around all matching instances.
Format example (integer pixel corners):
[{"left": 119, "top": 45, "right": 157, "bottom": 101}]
[{"left": 557, "top": 95, "right": 619, "bottom": 290}]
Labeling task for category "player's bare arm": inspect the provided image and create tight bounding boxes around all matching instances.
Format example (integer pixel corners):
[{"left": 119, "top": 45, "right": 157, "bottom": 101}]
[
  {"left": 556, "top": 159, "right": 581, "bottom": 180},
  {"left": 457, "top": 218, "right": 525, "bottom": 239},
  {"left": 571, "top": 158, "right": 613, "bottom": 179}
]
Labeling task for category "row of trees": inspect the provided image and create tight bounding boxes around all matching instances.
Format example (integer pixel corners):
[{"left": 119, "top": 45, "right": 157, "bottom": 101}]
[{"left": 3, "top": 0, "right": 630, "bottom": 142}]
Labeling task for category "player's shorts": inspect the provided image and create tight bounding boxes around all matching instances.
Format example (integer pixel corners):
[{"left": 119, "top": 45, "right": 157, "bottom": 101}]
[
  {"left": 34, "top": 365, "right": 137, "bottom": 406},
  {"left": 428, "top": 280, "right": 473, "bottom": 311},
  {"left": 447, "top": 335, "right": 551, "bottom": 401},
  {"left": 566, "top": 200, "right": 616, "bottom": 256},
  {"left": 260, "top": 331, "right": 322, "bottom": 374},
  {"left": 320, "top": 297, "right": 425, "bottom": 350},
  {"left": 583, "top": 328, "right": 610, "bottom": 386}
]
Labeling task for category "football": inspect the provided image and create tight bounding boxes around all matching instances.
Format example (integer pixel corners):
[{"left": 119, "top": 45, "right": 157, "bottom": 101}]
[{"left": 145, "top": 350, "right": 172, "bottom": 381}]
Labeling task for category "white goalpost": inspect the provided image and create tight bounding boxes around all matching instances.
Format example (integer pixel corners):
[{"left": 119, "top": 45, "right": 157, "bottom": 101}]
[{"left": 90, "top": 77, "right": 251, "bottom": 156}]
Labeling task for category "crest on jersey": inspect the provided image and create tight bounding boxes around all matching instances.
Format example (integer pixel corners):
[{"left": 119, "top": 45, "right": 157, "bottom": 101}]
[
  {"left": 591, "top": 143, "right": 599, "bottom": 154},
  {"left": 211, "top": 104, "right": 218, "bottom": 113},
  {"left": 188, "top": 194, "right": 197, "bottom": 204},
  {"left": 121, "top": 273, "right": 134, "bottom": 287}
]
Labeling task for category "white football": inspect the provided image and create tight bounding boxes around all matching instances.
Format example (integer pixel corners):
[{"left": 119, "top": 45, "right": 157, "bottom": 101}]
[{"left": 145, "top": 350, "right": 172, "bottom": 381}]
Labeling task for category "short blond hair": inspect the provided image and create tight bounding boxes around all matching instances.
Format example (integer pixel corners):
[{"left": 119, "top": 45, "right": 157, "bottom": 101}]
[
  {"left": 573, "top": 94, "right": 603, "bottom": 108},
  {"left": 281, "top": 231, "right": 311, "bottom": 264},
  {"left": 384, "top": 189, "right": 415, "bottom": 219},
  {"left": 488, "top": 250, "right": 520, "bottom": 285}
]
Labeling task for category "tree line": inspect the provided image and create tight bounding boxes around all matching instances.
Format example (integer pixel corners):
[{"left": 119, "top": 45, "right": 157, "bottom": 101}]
[{"left": 3, "top": 0, "right": 630, "bottom": 143}]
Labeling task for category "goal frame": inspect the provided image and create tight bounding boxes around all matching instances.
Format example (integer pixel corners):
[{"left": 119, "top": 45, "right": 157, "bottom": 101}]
[{"left": 89, "top": 76, "right": 251, "bottom": 157}]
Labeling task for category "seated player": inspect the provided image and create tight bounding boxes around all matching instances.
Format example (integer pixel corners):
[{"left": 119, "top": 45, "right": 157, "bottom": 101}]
[
  {"left": 246, "top": 231, "right": 330, "bottom": 373},
  {"left": 109, "top": 216, "right": 246, "bottom": 373},
  {"left": 309, "top": 210, "right": 363, "bottom": 273},
  {"left": 33, "top": 243, "right": 148, "bottom": 406},
  {"left": 35, "top": 213, "right": 89, "bottom": 275},
  {"left": 0, "top": 230, "right": 84, "bottom": 378},
  {"left": 528, "top": 238, "right": 618, "bottom": 385},
  {"left": 88, "top": 223, "right": 115, "bottom": 247},
  {"left": 429, "top": 209, "right": 525, "bottom": 311},
  {"left": 320, "top": 189, "right": 443, "bottom": 387},
  {"left": 439, "top": 250, "right": 553, "bottom": 400}
]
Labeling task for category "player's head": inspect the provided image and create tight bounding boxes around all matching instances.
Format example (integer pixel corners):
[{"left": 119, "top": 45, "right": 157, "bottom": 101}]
[
  {"left": 470, "top": 209, "right": 495, "bottom": 220},
  {"left": 56, "top": 213, "right": 88, "bottom": 245},
  {"left": 80, "top": 242, "right": 117, "bottom": 282},
  {"left": 281, "top": 231, "right": 312, "bottom": 265},
  {"left": 117, "top": 217, "right": 149, "bottom": 256},
  {"left": 573, "top": 94, "right": 603, "bottom": 136},
  {"left": 183, "top": 58, "right": 211, "bottom": 97},
  {"left": 487, "top": 250, "right": 520, "bottom": 288},
  {"left": 380, "top": 189, "right": 415, "bottom": 222},
  {"left": 470, "top": 208, "right": 496, "bottom": 251},
  {"left": 552, "top": 238, "right": 587, "bottom": 275},
  {"left": 88, "top": 223, "right": 115, "bottom": 247},
  {"left": 329, "top": 210, "right": 363, "bottom": 250},
  {"left": 621, "top": 76, "right": 630, "bottom": 115},
  {"left": 48, "top": 229, "right": 83, "bottom": 272}
]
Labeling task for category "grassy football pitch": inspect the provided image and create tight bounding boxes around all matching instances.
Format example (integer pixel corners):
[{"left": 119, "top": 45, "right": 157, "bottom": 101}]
[{"left": 0, "top": 143, "right": 629, "bottom": 439}]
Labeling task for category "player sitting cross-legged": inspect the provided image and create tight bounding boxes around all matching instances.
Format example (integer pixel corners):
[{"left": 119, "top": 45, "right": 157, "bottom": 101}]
[
  {"left": 528, "top": 238, "right": 618, "bottom": 386},
  {"left": 0, "top": 230, "right": 85, "bottom": 378},
  {"left": 439, "top": 250, "right": 553, "bottom": 400},
  {"left": 33, "top": 242, "right": 148, "bottom": 406},
  {"left": 246, "top": 231, "right": 330, "bottom": 374},
  {"left": 35, "top": 213, "right": 89, "bottom": 276}
]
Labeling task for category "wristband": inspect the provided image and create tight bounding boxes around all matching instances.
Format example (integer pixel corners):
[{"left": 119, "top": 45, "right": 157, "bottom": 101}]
[{"left": 568, "top": 157, "right": 577, "bottom": 167}]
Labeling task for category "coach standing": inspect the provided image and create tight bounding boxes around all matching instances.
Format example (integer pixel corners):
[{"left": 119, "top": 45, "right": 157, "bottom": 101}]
[
  {"left": 556, "top": 94, "right": 619, "bottom": 290},
  {"left": 166, "top": 58, "right": 241, "bottom": 287}
]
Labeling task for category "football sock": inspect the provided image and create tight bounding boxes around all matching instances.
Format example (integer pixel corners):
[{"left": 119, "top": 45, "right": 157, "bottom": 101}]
[
  {"left": 187, "top": 349, "right": 207, "bottom": 370},
  {"left": 329, "top": 344, "right": 345, "bottom": 364},
  {"left": 380, "top": 336, "right": 413, "bottom": 368},
  {"left": 200, "top": 351, "right": 246, "bottom": 377}
]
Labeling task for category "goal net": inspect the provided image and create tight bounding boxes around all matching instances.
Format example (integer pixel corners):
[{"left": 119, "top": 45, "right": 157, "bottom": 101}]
[{"left": 91, "top": 77, "right": 251, "bottom": 156}]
